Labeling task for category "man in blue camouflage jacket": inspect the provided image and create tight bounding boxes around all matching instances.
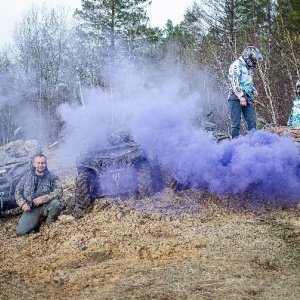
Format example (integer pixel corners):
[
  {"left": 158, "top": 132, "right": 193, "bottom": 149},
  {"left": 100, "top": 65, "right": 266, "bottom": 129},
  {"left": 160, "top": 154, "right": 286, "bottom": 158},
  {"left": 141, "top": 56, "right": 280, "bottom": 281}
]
[
  {"left": 287, "top": 79, "right": 300, "bottom": 127},
  {"left": 228, "top": 46, "right": 263, "bottom": 138},
  {"left": 15, "top": 154, "right": 63, "bottom": 235}
]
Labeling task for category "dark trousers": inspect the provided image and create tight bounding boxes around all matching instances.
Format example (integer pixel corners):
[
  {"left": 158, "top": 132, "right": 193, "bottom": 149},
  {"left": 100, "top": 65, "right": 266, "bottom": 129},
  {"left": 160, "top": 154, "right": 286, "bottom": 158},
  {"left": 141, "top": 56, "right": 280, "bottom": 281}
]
[
  {"left": 16, "top": 199, "right": 63, "bottom": 235},
  {"left": 230, "top": 100, "right": 256, "bottom": 138}
]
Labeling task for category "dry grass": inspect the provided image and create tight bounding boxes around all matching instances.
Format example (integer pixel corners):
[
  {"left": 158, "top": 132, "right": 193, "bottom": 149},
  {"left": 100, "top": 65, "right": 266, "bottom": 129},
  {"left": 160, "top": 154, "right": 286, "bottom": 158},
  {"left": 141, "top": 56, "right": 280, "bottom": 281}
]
[{"left": 1, "top": 186, "right": 299, "bottom": 300}]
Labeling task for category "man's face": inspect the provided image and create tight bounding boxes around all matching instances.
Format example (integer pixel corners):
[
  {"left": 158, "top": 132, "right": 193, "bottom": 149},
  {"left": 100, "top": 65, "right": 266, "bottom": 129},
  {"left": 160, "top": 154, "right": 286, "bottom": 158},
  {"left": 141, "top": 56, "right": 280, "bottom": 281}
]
[{"left": 33, "top": 156, "right": 47, "bottom": 175}]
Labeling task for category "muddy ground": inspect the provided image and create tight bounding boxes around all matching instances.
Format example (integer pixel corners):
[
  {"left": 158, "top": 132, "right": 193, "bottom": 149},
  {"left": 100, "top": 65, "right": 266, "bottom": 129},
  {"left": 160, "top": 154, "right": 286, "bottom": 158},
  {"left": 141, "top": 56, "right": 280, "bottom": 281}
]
[
  {"left": 1, "top": 149, "right": 300, "bottom": 300},
  {"left": 1, "top": 173, "right": 300, "bottom": 300}
]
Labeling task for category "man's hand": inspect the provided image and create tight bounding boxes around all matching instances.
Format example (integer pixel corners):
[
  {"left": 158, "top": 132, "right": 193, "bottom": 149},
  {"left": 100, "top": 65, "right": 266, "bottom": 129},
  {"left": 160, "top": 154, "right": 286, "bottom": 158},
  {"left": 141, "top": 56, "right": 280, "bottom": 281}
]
[
  {"left": 22, "top": 203, "right": 31, "bottom": 211},
  {"left": 239, "top": 96, "right": 247, "bottom": 106},
  {"left": 254, "top": 90, "right": 258, "bottom": 97},
  {"left": 33, "top": 197, "right": 43, "bottom": 207}
]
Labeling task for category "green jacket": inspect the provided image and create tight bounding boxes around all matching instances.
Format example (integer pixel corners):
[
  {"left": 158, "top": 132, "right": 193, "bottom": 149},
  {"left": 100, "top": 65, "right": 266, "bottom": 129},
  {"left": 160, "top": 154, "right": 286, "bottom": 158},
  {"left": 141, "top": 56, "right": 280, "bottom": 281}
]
[{"left": 15, "top": 169, "right": 63, "bottom": 208}]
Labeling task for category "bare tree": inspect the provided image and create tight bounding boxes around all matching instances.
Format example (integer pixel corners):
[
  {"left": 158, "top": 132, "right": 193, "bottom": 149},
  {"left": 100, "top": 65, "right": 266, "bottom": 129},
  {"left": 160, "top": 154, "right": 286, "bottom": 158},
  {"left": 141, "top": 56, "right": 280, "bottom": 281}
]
[{"left": 11, "top": 2, "right": 77, "bottom": 143}]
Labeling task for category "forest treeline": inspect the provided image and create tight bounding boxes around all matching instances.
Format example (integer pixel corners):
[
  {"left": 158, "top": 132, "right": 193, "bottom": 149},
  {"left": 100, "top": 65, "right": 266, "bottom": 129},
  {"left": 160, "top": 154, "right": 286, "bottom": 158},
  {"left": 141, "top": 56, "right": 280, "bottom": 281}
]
[{"left": 0, "top": 0, "right": 299, "bottom": 146}]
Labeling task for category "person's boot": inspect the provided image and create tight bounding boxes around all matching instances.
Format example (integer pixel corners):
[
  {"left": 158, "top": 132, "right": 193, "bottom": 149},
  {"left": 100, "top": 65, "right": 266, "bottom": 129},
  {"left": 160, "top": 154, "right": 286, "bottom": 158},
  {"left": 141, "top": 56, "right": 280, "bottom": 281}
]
[{"left": 45, "top": 200, "right": 63, "bottom": 225}]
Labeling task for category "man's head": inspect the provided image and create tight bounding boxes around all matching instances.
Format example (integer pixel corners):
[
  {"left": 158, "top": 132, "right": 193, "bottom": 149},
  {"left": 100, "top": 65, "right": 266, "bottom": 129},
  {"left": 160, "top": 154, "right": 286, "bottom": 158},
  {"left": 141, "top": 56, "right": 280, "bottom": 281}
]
[
  {"left": 242, "top": 46, "right": 263, "bottom": 68},
  {"left": 33, "top": 154, "right": 47, "bottom": 175},
  {"left": 296, "top": 79, "right": 300, "bottom": 96}
]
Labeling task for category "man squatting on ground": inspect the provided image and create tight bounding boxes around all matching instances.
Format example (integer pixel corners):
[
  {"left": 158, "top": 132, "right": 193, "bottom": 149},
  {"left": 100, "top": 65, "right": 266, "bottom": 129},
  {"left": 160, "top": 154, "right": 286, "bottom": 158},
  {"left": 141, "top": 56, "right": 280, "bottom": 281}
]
[
  {"left": 228, "top": 46, "right": 263, "bottom": 138},
  {"left": 15, "top": 154, "right": 63, "bottom": 235}
]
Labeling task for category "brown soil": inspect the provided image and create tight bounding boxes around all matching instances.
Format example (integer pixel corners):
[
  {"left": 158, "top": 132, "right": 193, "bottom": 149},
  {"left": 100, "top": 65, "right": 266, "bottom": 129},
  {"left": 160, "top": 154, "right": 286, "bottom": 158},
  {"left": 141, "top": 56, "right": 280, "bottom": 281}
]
[
  {"left": 1, "top": 146, "right": 300, "bottom": 300},
  {"left": 264, "top": 125, "right": 300, "bottom": 142},
  {"left": 1, "top": 175, "right": 300, "bottom": 300}
]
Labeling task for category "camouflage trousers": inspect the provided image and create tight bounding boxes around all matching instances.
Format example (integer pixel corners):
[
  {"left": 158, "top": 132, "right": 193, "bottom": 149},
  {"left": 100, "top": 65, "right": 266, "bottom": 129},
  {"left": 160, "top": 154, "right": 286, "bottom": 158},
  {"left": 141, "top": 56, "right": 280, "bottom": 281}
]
[{"left": 16, "top": 199, "right": 63, "bottom": 236}]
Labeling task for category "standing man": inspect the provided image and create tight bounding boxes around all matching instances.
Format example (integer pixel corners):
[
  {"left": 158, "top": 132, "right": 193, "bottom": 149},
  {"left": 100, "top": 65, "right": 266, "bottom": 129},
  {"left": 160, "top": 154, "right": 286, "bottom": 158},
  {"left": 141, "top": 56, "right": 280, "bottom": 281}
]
[
  {"left": 287, "top": 79, "right": 300, "bottom": 127},
  {"left": 15, "top": 154, "right": 63, "bottom": 235},
  {"left": 228, "top": 46, "right": 263, "bottom": 138}
]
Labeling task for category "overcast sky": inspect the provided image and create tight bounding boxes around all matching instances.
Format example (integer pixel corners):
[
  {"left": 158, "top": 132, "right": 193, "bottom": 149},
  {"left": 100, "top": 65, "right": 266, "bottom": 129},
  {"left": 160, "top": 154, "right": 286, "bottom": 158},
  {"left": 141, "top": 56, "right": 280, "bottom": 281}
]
[{"left": 0, "top": 0, "right": 195, "bottom": 48}]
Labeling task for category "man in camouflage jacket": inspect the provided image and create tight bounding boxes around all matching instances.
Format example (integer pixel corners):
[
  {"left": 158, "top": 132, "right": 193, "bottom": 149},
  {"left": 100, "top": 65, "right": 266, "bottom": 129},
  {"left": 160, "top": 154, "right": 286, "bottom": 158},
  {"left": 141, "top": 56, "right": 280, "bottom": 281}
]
[
  {"left": 228, "top": 46, "right": 263, "bottom": 138},
  {"left": 287, "top": 79, "right": 300, "bottom": 127},
  {"left": 15, "top": 154, "right": 63, "bottom": 235}
]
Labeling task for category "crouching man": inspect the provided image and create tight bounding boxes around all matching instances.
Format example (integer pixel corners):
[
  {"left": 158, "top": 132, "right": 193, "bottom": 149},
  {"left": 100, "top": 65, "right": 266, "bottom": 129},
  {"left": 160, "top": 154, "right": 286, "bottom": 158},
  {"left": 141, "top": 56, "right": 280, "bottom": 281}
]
[{"left": 15, "top": 154, "right": 63, "bottom": 235}]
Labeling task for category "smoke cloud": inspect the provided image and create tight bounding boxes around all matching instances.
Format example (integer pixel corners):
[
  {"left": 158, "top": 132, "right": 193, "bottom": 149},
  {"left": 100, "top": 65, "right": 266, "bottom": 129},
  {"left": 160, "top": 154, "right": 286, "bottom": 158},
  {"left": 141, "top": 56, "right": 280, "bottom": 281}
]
[{"left": 58, "top": 66, "right": 300, "bottom": 209}]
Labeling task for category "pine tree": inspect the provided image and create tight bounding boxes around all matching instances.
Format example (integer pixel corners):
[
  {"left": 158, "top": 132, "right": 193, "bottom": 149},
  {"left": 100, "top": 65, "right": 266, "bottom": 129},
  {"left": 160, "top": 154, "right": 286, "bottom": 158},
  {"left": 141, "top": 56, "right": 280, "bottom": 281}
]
[{"left": 75, "top": 0, "right": 151, "bottom": 55}]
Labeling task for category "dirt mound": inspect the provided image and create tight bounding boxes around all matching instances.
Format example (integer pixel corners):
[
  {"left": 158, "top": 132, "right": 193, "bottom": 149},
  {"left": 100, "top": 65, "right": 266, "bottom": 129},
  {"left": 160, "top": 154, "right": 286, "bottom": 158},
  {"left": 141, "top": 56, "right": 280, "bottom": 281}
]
[
  {"left": 264, "top": 125, "right": 300, "bottom": 142},
  {"left": 1, "top": 186, "right": 299, "bottom": 300}
]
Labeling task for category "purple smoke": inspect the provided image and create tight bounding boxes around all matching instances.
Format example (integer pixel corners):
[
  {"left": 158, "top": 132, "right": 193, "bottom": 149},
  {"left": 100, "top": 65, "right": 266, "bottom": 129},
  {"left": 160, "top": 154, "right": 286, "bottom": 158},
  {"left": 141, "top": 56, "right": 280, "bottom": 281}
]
[
  {"left": 129, "top": 97, "right": 300, "bottom": 207},
  {"left": 58, "top": 73, "right": 300, "bottom": 209}
]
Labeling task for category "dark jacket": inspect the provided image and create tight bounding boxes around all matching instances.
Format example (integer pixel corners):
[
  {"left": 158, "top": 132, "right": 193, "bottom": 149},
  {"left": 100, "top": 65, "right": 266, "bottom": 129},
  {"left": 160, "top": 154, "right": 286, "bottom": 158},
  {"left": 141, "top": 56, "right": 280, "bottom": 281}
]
[{"left": 15, "top": 169, "right": 63, "bottom": 208}]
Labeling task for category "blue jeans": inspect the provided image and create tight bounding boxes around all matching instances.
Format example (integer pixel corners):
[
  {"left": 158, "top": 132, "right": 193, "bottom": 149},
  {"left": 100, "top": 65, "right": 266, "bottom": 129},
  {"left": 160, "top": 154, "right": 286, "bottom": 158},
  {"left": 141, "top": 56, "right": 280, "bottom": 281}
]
[
  {"left": 16, "top": 199, "right": 63, "bottom": 235},
  {"left": 230, "top": 100, "right": 256, "bottom": 138}
]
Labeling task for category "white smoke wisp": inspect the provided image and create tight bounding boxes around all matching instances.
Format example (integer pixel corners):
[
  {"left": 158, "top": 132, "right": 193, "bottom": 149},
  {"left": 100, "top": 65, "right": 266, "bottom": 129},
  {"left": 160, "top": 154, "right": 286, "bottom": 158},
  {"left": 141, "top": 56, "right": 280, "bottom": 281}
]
[{"left": 57, "top": 66, "right": 210, "bottom": 165}]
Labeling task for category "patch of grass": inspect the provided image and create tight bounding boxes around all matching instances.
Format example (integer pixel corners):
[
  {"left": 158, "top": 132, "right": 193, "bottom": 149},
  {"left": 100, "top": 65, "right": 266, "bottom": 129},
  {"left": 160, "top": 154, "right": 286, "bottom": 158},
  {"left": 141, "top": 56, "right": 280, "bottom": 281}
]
[{"left": 264, "top": 218, "right": 300, "bottom": 257}]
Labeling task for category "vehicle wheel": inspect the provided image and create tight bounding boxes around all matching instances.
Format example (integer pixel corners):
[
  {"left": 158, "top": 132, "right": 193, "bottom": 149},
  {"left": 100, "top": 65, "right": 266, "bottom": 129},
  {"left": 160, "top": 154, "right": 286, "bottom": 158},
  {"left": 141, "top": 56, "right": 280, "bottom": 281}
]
[
  {"left": 159, "top": 165, "right": 179, "bottom": 191},
  {"left": 74, "top": 171, "right": 91, "bottom": 213},
  {"left": 136, "top": 162, "right": 154, "bottom": 198}
]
